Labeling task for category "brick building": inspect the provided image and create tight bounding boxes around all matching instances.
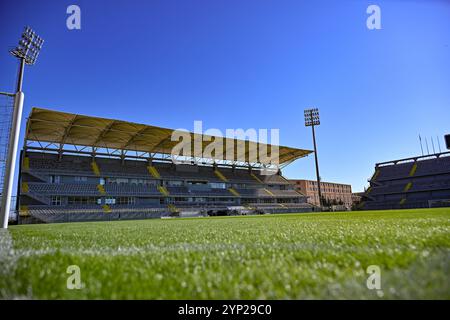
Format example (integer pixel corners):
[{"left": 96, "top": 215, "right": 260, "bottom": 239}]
[{"left": 290, "top": 179, "right": 353, "bottom": 209}]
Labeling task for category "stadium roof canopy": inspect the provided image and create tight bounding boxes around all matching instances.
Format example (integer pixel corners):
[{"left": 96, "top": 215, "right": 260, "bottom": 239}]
[{"left": 24, "top": 108, "right": 312, "bottom": 165}]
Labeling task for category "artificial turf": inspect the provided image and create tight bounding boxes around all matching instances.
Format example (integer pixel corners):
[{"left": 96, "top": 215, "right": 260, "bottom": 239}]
[{"left": 0, "top": 208, "right": 449, "bottom": 299}]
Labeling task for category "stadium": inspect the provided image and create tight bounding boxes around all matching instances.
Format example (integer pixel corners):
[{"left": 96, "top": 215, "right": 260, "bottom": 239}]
[
  {"left": 1, "top": 1, "right": 449, "bottom": 303},
  {"left": 2, "top": 107, "right": 448, "bottom": 300}
]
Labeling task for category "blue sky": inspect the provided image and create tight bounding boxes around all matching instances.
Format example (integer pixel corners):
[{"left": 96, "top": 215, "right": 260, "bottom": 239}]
[{"left": 1, "top": 0, "right": 449, "bottom": 192}]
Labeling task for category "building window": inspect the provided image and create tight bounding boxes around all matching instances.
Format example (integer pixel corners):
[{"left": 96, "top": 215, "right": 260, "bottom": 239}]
[
  {"left": 50, "top": 175, "right": 61, "bottom": 184},
  {"left": 51, "top": 195, "right": 62, "bottom": 206},
  {"left": 167, "top": 180, "right": 183, "bottom": 186},
  {"left": 68, "top": 196, "right": 99, "bottom": 205},
  {"left": 74, "top": 176, "right": 88, "bottom": 182},
  {"left": 210, "top": 182, "right": 226, "bottom": 189},
  {"left": 107, "top": 178, "right": 128, "bottom": 184},
  {"left": 117, "top": 197, "right": 136, "bottom": 205},
  {"left": 105, "top": 197, "right": 116, "bottom": 205}
]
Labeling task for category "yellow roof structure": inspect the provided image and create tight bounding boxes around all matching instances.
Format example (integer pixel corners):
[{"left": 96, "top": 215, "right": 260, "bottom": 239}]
[{"left": 25, "top": 107, "right": 312, "bottom": 165}]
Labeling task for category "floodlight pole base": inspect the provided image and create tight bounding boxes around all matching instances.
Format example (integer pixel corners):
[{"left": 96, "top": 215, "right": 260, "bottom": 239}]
[{"left": 0, "top": 91, "right": 24, "bottom": 229}]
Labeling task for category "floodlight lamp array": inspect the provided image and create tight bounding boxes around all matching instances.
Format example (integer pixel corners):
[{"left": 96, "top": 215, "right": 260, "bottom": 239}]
[
  {"left": 304, "top": 108, "right": 320, "bottom": 127},
  {"left": 10, "top": 26, "right": 44, "bottom": 65}
]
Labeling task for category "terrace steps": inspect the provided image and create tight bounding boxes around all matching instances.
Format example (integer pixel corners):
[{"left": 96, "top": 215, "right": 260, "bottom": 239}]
[
  {"left": 250, "top": 173, "right": 263, "bottom": 184},
  {"left": 23, "top": 156, "right": 30, "bottom": 171},
  {"left": 263, "top": 188, "right": 275, "bottom": 197},
  {"left": 19, "top": 205, "right": 29, "bottom": 216},
  {"left": 167, "top": 204, "right": 179, "bottom": 213},
  {"left": 158, "top": 185, "right": 170, "bottom": 196},
  {"left": 214, "top": 169, "right": 228, "bottom": 182},
  {"left": 404, "top": 182, "right": 412, "bottom": 192},
  {"left": 21, "top": 182, "right": 29, "bottom": 193},
  {"left": 147, "top": 166, "right": 161, "bottom": 179},
  {"left": 228, "top": 187, "right": 240, "bottom": 197},
  {"left": 97, "top": 184, "right": 106, "bottom": 195},
  {"left": 409, "top": 163, "right": 418, "bottom": 176},
  {"left": 91, "top": 161, "right": 101, "bottom": 176}
]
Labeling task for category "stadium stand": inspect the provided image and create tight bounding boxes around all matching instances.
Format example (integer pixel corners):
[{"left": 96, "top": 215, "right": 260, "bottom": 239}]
[
  {"left": 17, "top": 108, "right": 314, "bottom": 223},
  {"left": 361, "top": 152, "right": 450, "bottom": 210}
]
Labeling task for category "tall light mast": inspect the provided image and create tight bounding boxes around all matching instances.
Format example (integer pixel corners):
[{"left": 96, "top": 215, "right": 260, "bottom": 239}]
[
  {"left": 304, "top": 108, "right": 323, "bottom": 210},
  {"left": 0, "top": 27, "right": 44, "bottom": 228}
]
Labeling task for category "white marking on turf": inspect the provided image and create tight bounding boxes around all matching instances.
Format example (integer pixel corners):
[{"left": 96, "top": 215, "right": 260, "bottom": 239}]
[
  {"left": 9, "top": 242, "right": 426, "bottom": 258},
  {"left": 0, "top": 230, "right": 34, "bottom": 299},
  {"left": 0, "top": 229, "right": 16, "bottom": 275}
]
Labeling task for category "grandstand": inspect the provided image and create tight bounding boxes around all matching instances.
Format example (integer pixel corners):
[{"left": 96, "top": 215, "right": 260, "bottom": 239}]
[
  {"left": 361, "top": 152, "right": 450, "bottom": 210},
  {"left": 17, "top": 108, "right": 314, "bottom": 223}
]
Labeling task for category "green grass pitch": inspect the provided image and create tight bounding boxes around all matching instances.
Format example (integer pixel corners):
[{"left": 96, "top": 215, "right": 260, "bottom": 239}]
[{"left": 1, "top": 208, "right": 449, "bottom": 299}]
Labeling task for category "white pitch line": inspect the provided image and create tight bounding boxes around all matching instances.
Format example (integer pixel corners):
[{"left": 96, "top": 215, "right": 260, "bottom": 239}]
[
  {"left": 9, "top": 241, "right": 438, "bottom": 258},
  {"left": 0, "top": 230, "right": 35, "bottom": 299},
  {"left": 0, "top": 229, "right": 16, "bottom": 275}
]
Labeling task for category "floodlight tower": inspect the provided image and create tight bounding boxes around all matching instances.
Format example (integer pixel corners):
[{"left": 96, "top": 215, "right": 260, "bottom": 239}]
[
  {"left": 304, "top": 108, "right": 323, "bottom": 209},
  {"left": 0, "top": 27, "right": 44, "bottom": 229}
]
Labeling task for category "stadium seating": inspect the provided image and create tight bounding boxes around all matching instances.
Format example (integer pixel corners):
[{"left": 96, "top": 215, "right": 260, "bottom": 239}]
[
  {"left": 362, "top": 153, "right": 450, "bottom": 210},
  {"left": 18, "top": 151, "right": 312, "bottom": 223}
]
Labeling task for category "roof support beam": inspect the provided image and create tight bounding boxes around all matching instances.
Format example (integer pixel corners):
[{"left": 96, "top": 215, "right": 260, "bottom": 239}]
[
  {"left": 148, "top": 133, "right": 173, "bottom": 154},
  {"left": 93, "top": 121, "right": 117, "bottom": 147},
  {"left": 122, "top": 127, "right": 150, "bottom": 150},
  {"left": 59, "top": 115, "right": 78, "bottom": 149}
]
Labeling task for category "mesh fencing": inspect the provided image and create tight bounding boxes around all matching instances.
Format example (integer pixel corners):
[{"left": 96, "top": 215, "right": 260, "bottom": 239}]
[{"left": 0, "top": 93, "right": 14, "bottom": 207}]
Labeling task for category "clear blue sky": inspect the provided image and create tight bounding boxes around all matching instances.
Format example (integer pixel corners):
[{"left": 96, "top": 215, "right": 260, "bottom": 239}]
[{"left": 1, "top": 0, "right": 449, "bottom": 192}]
